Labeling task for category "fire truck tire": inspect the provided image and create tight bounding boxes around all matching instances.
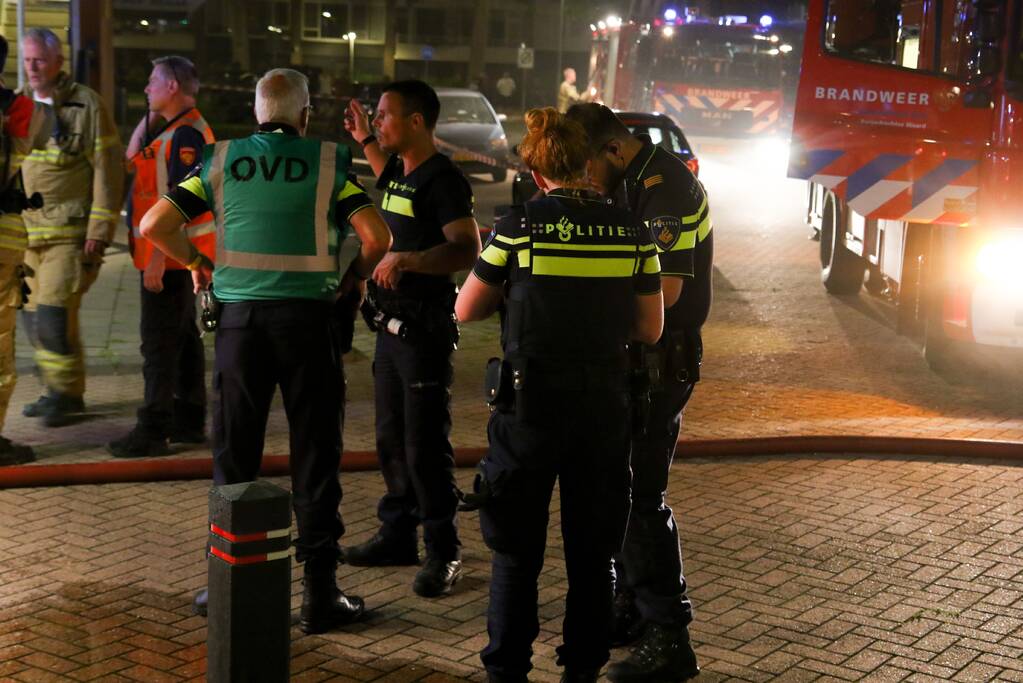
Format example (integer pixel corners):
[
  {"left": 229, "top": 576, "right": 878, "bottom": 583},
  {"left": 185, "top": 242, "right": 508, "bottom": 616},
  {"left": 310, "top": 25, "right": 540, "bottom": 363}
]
[
  {"left": 492, "top": 168, "right": 508, "bottom": 183},
  {"left": 819, "top": 193, "right": 865, "bottom": 295}
]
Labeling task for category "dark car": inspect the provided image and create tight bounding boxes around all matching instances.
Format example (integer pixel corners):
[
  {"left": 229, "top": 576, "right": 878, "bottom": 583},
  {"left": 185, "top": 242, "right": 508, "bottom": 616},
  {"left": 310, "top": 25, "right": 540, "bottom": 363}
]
[
  {"left": 510, "top": 111, "right": 699, "bottom": 205},
  {"left": 435, "top": 88, "right": 511, "bottom": 183}
]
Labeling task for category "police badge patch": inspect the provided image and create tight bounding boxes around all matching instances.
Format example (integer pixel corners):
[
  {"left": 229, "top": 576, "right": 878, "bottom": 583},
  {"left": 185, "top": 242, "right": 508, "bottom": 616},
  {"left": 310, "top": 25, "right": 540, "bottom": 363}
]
[
  {"left": 649, "top": 215, "right": 683, "bottom": 251},
  {"left": 179, "top": 146, "right": 196, "bottom": 166}
]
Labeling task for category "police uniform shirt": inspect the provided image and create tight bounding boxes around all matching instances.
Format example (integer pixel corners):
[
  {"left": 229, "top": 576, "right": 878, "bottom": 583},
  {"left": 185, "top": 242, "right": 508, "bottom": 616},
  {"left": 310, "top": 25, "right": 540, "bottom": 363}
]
[
  {"left": 377, "top": 152, "right": 474, "bottom": 298},
  {"left": 474, "top": 188, "right": 660, "bottom": 293},
  {"left": 164, "top": 123, "right": 373, "bottom": 250},
  {"left": 620, "top": 140, "right": 713, "bottom": 329}
]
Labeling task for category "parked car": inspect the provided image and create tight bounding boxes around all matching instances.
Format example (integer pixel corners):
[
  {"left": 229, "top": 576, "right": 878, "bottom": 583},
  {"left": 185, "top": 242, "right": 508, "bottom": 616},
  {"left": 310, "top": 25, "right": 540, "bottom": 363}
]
[
  {"left": 435, "top": 88, "right": 511, "bottom": 183},
  {"left": 511, "top": 111, "right": 699, "bottom": 205}
]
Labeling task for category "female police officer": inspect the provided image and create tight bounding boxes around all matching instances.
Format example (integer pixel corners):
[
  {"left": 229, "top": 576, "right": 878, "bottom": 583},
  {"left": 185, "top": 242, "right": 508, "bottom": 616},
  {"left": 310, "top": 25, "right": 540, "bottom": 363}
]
[{"left": 455, "top": 108, "right": 664, "bottom": 683}]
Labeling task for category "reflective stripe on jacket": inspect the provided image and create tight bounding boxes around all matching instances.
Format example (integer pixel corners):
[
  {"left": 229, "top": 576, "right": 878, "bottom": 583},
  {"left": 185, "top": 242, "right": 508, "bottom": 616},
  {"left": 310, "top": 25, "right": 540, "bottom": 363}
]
[{"left": 19, "top": 73, "right": 124, "bottom": 247}]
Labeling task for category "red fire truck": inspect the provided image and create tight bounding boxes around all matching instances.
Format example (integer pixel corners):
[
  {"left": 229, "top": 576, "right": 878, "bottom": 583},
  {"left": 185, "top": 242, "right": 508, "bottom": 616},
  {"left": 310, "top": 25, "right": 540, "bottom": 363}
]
[
  {"left": 788, "top": 0, "right": 1023, "bottom": 366},
  {"left": 590, "top": 14, "right": 801, "bottom": 135}
]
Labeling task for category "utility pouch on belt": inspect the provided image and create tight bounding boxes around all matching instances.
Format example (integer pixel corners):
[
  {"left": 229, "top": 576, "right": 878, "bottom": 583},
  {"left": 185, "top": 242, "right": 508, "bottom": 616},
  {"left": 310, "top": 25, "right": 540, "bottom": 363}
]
[
  {"left": 484, "top": 357, "right": 516, "bottom": 410},
  {"left": 200, "top": 289, "right": 221, "bottom": 336},
  {"left": 664, "top": 329, "right": 702, "bottom": 384}
]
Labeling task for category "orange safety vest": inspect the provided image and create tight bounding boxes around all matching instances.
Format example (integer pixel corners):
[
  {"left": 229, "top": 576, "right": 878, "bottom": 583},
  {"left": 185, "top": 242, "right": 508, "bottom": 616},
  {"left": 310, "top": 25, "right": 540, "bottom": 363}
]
[{"left": 130, "top": 107, "right": 215, "bottom": 270}]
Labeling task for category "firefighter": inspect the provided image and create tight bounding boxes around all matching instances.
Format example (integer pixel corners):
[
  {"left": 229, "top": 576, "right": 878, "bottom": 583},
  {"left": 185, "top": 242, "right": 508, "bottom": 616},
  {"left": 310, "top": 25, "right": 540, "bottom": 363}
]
[
  {"left": 140, "top": 68, "right": 392, "bottom": 632},
  {"left": 567, "top": 102, "right": 710, "bottom": 682},
  {"left": 0, "top": 33, "right": 53, "bottom": 465},
  {"left": 343, "top": 80, "right": 481, "bottom": 598},
  {"left": 18, "top": 27, "right": 124, "bottom": 427},
  {"left": 455, "top": 107, "right": 664, "bottom": 682},
  {"left": 109, "top": 56, "right": 215, "bottom": 458}
]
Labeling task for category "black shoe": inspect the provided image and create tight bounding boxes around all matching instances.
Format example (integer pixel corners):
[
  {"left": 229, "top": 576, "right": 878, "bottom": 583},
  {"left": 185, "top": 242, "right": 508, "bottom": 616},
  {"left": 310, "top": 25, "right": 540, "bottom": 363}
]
[
  {"left": 192, "top": 588, "right": 208, "bottom": 616},
  {"left": 168, "top": 427, "right": 206, "bottom": 445},
  {"left": 561, "top": 668, "right": 600, "bottom": 683},
  {"left": 299, "top": 562, "right": 366, "bottom": 634},
  {"left": 108, "top": 428, "right": 170, "bottom": 459},
  {"left": 0, "top": 436, "right": 35, "bottom": 466},
  {"left": 611, "top": 592, "right": 644, "bottom": 647},
  {"left": 22, "top": 395, "right": 52, "bottom": 417},
  {"left": 38, "top": 394, "right": 85, "bottom": 428},
  {"left": 412, "top": 556, "right": 463, "bottom": 597},
  {"left": 344, "top": 533, "right": 419, "bottom": 567},
  {"left": 607, "top": 623, "right": 699, "bottom": 683}
]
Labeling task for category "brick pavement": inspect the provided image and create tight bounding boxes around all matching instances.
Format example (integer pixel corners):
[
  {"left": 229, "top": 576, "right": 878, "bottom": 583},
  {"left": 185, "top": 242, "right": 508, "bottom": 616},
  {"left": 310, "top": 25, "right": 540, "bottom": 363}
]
[{"left": 6, "top": 456, "right": 1023, "bottom": 680}]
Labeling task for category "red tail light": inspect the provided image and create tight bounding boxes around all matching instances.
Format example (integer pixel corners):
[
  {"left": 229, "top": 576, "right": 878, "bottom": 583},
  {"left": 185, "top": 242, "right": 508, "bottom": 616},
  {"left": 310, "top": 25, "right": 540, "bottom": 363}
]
[{"left": 685, "top": 157, "right": 700, "bottom": 177}]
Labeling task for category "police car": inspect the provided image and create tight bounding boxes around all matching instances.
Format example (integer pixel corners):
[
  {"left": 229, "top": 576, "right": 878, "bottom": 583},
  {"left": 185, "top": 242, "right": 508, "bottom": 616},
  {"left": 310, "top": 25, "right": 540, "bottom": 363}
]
[{"left": 511, "top": 111, "right": 700, "bottom": 205}]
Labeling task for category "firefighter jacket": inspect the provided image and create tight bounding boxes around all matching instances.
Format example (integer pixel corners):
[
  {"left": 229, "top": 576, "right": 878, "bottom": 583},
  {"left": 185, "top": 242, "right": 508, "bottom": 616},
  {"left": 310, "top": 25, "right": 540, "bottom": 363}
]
[
  {"left": 19, "top": 72, "right": 124, "bottom": 248},
  {"left": 0, "top": 90, "right": 54, "bottom": 263},
  {"left": 128, "top": 107, "right": 215, "bottom": 270}
]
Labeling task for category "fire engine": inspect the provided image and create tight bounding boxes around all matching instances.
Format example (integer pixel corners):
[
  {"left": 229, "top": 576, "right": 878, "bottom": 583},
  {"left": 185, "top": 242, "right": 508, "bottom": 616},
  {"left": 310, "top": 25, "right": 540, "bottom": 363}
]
[
  {"left": 788, "top": 0, "right": 1023, "bottom": 366},
  {"left": 589, "top": 11, "right": 802, "bottom": 135}
]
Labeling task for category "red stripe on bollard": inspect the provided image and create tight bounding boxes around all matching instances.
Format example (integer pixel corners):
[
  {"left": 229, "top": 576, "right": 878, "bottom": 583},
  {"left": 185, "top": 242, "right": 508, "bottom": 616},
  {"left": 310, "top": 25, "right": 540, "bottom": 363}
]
[{"left": 210, "top": 523, "right": 289, "bottom": 543}]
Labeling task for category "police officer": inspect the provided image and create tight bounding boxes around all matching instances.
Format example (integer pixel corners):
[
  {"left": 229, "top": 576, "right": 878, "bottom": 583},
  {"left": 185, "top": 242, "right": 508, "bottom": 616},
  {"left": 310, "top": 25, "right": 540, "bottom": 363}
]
[
  {"left": 456, "top": 107, "right": 664, "bottom": 683},
  {"left": 343, "top": 80, "right": 480, "bottom": 597},
  {"left": 141, "top": 68, "right": 392, "bottom": 633},
  {"left": 109, "top": 56, "right": 215, "bottom": 458},
  {"left": 566, "top": 103, "right": 711, "bottom": 682},
  {"left": 0, "top": 33, "right": 52, "bottom": 465}
]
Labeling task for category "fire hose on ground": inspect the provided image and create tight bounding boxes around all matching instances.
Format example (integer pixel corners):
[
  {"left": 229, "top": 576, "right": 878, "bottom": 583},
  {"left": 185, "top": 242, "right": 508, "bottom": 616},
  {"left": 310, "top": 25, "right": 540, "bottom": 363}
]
[{"left": 1, "top": 437, "right": 1021, "bottom": 489}]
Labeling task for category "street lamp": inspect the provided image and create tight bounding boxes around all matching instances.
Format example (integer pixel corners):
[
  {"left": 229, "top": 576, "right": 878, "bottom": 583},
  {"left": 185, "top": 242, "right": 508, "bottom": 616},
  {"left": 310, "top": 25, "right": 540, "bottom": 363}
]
[{"left": 343, "top": 32, "right": 356, "bottom": 80}]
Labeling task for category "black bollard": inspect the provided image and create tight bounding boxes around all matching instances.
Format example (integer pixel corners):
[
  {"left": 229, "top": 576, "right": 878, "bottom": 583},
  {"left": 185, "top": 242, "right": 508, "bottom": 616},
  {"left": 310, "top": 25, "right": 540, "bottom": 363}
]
[{"left": 207, "top": 480, "right": 292, "bottom": 683}]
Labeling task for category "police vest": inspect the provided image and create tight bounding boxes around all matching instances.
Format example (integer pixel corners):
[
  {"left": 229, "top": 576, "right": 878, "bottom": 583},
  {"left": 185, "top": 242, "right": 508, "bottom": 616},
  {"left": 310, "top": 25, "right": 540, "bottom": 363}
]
[
  {"left": 502, "top": 194, "right": 644, "bottom": 366},
  {"left": 199, "top": 133, "right": 353, "bottom": 303},
  {"left": 130, "top": 108, "right": 215, "bottom": 270}
]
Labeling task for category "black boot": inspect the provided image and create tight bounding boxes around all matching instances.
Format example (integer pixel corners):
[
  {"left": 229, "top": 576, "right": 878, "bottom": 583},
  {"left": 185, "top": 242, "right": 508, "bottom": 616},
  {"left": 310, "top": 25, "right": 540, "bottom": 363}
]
[
  {"left": 299, "top": 560, "right": 365, "bottom": 634},
  {"left": 0, "top": 436, "right": 34, "bottom": 466},
  {"left": 607, "top": 623, "right": 699, "bottom": 683},
  {"left": 412, "top": 555, "right": 462, "bottom": 597}
]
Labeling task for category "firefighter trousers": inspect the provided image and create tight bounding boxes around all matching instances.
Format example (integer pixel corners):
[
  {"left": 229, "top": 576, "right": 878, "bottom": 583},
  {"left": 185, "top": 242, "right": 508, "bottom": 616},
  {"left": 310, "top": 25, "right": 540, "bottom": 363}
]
[
  {"left": 0, "top": 263, "right": 22, "bottom": 431},
  {"left": 21, "top": 243, "right": 101, "bottom": 400}
]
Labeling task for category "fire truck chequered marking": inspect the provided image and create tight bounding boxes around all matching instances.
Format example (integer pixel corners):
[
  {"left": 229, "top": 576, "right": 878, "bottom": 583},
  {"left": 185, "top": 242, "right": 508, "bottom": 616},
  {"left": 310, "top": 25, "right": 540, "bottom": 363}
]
[
  {"left": 792, "top": 149, "right": 979, "bottom": 224},
  {"left": 653, "top": 87, "right": 782, "bottom": 135}
]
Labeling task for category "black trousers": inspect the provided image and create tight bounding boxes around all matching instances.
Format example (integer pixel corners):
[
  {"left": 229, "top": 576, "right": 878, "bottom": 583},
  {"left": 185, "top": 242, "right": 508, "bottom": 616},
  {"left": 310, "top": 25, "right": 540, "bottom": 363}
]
[
  {"left": 212, "top": 299, "right": 344, "bottom": 564},
  {"left": 617, "top": 378, "right": 695, "bottom": 626},
  {"left": 138, "top": 270, "right": 206, "bottom": 435},
  {"left": 373, "top": 331, "right": 460, "bottom": 559},
  {"left": 479, "top": 391, "right": 632, "bottom": 677}
]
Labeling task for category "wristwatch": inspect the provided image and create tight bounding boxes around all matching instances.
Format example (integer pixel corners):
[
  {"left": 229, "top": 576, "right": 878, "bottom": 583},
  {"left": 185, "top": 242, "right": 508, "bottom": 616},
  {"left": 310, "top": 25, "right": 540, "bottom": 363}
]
[{"left": 359, "top": 134, "right": 377, "bottom": 147}]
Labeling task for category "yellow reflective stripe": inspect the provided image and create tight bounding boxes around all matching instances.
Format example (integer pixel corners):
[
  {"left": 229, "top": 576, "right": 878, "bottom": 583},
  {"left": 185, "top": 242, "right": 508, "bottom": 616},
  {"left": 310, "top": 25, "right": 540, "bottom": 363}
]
[
  {"left": 681, "top": 195, "right": 708, "bottom": 225},
  {"left": 480, "top": 244, "right": 509, "bottom": 268},
  {"left": 642, "top": 254, "right": 661, "bottom": 274},
  {"left": 675, "top": 229, "right": 697, "bottom": 252},
  {"left": 178, "top": 176, "right": 207, "bottom": 202},
  {"left": 337, "top": 180, "right": 364, "bottom": 201},
  {"left": 518, "top": 249, "right": 530, "bottom": 268},
  {"left": 697, "top": 215, "right": 712, "bottom": 242},
  {"left": 94, "top": 134, "right": 119, "bottom": 152},
  {"left": 531, "top": 255, "right": 638, "bottom": 277},
  {"left": 89, "top": 207, "right": 117, "bottom": 219},
  {"left": 494, "top": 234, "right": 529, "bottom": 245},
  {"left": 381, "top": 192, "right": 414, "bottom": 217},
  {"left": 26, "top": 225, "right": 82, "bottom": 234}
]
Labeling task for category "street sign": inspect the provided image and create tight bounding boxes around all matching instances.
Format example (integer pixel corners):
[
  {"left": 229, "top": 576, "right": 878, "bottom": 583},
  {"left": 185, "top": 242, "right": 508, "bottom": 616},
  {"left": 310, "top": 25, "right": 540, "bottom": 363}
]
[
  {"left": 421, "top": 45, "right": 434, "bottom": 61},
  {"left": 517, "top": 46, "right": 534, "bottom": 70}
]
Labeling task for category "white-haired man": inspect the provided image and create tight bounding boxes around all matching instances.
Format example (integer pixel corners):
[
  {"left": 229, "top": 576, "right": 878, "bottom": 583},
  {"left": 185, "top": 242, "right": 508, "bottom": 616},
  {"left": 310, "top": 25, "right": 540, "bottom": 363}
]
[
  {"left": 19, "top": 27, "right": 123, "bottom": 427},
  {"left": 142, "top": 68, "right": 392, "bottom": 633}
]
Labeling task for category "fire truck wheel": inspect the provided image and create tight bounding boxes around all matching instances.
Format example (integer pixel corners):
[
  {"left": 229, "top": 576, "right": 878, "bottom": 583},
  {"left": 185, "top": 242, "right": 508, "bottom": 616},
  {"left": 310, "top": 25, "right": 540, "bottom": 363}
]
[
  {"left": 819, "top": 193, "right": 865, "bottom": 295},
  {"left": 492, "top": 168, "right": 508, "bottom": 183}
]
